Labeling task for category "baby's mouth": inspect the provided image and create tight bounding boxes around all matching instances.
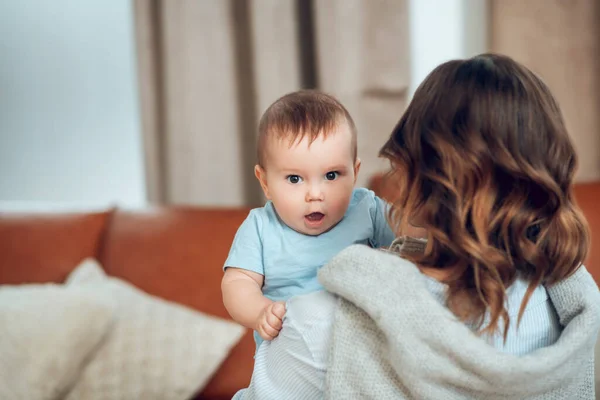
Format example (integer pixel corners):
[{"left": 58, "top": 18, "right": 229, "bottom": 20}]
[{"left": 305, "top": 212, "right": 325, "bottom": 222}]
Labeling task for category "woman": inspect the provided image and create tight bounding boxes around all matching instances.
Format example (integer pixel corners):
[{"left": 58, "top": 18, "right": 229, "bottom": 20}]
[{"left": 234, "top": 53, "right": 600, "bottom": 399}]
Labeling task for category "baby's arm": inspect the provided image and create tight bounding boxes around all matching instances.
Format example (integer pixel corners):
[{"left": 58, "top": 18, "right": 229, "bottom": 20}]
[{"left": 222, "top": 268, "right": 285, "bottom": 341}]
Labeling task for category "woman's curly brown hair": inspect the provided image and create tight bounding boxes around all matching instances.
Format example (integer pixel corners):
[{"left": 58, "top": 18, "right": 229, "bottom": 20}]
[{"left": 379, "top": 54, "right": 590, "bottom": 339}]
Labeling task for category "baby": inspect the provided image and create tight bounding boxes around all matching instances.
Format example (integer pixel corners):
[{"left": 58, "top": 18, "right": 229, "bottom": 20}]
[{"left": 221, "top": 90, "right": 394, "bottom": 349}]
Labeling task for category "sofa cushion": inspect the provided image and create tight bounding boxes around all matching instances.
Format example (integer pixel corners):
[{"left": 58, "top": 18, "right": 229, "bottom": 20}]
[
  {"left": 65, "top": 258, "right": 245, "bottom": 400},
  {"left": 0, "top": 210, "right": 112, "bottom": 284},
  {"left": 0, "top": 282, "right": 115, "bottom": 400}
]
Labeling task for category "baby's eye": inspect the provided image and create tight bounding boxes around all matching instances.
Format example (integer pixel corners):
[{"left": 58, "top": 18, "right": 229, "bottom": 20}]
[
  {"left": 286, "top": 175, "right": 303, "bottom": 184},
  {"left": 325, "top": 171, "right": 339, "bottom": 181}
]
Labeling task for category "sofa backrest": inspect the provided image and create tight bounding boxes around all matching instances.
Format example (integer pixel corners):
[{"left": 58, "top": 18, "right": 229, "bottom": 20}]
[
  {"left": 98, "top": 206, "right": 249, "bottom": 319},
  {"left": 0, "top": 210, "right": 111, "bottom": 284},
  {"left": 570, "top": 182, "right": 600, "bottom": 282}
]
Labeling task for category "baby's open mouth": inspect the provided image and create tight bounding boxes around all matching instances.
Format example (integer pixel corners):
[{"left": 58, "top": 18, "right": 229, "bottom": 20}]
[{"left": 305, "top": 212, "right": 325, "bottom": 222}]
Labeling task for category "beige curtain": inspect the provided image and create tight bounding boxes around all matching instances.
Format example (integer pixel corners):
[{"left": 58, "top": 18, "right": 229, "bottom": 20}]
[
  {"left": 134, "top": 0, "right": 409, "bottom": 206},
  {"left": 313, "top": 0, "right": 410, "bottom": 188},
  {"left": 491, "top": 0, "right": 600, "bottom": 183}
]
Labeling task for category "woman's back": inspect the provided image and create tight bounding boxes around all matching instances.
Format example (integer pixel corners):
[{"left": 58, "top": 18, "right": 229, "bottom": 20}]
[
  {"left": 424, "top": 274, "right": 561, "bottom": 355},
  {"left": 317, "top": 244, "right": 600, "bottom": 399}
]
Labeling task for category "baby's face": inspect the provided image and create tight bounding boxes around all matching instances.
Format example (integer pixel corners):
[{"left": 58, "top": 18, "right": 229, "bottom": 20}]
[{"left": 256, "top": 122, "right": 359, "bottom": 236}]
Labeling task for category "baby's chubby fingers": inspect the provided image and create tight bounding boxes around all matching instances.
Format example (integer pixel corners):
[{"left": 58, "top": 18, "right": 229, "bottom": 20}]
[
  {"left": 259, "top": 320, "right": 279, "bottom": 340},
  {"left": 255, "top": 301, "right": 287, "bottom": 341},
  {"left": 271, "top": 301, "right": 286, "bottom": 320},
  {"left": 266, "top": 311, "right": 283, "bottom": 331},
  {"left": 266, "top": 302, "right": 286, "bottom": 331}
]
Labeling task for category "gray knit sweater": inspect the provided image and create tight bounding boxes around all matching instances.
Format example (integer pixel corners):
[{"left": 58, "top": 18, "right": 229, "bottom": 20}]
[{"left": 318, "top": 244, "right": 600, "bottom": 399}]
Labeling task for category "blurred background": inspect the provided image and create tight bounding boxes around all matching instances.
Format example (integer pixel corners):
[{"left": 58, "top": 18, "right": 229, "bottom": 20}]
[{"left": 0, "top": 0, "right": 598, "bottom": 211}]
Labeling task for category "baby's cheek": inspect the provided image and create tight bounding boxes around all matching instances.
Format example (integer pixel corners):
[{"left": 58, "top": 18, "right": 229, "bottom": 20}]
[
  {"left": 334, "top": 193, "right": 352, "bottom": 212},
  {"left": 328, "top": 202, "right": 349, "bottom": 226}
]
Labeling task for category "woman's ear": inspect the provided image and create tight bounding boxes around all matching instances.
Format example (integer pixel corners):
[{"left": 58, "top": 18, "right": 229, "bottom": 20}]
[
  {"left": 353, "top": 158, "right": 362, "bottom": 184},
  {"left": 254, "top": 165, "right": 271, "bottom": 199}
]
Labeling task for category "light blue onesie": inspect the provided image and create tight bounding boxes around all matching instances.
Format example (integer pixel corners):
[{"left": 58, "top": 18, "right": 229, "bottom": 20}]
[{"left": 224, "top": 187, "right": 395, "bottom": 348}]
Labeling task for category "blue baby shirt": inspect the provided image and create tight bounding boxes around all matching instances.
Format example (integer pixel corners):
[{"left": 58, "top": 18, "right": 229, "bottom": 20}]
[{"left": 224, "top": 187, "right": 394, "bottom": 348}]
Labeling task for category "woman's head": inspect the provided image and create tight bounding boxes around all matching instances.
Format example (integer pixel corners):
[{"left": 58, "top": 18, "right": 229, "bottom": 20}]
[{"left": 380, "top": 53, "right": 589, "bottom": 338}]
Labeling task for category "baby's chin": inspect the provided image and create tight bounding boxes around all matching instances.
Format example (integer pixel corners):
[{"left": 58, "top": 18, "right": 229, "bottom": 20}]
[
  {"left": 297, "top": 220, "right": 341, "bottom": 236},
  {"left": 292, "top": 225, "right": 326, "bottom": 236},
  {"left": 302, "top": 228, "right": 328, "bottom": 236}
]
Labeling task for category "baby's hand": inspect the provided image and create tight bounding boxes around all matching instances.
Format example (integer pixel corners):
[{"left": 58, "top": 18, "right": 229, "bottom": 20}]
[{"left": 255, "top": 301, "right": 286, "bottom": 341}]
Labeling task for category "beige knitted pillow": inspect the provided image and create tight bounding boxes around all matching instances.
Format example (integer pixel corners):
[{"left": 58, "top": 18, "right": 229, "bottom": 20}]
[
  {"left": 0, "top": 283, "right": 115, "bottom": 400},
  {"left": 65, "top": 259, "right": 244, "bottom": 400}
]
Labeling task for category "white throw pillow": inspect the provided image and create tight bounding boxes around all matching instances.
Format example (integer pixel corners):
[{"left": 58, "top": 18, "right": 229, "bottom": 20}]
[
  {"left": 65, "top": 258, "right": 245, "bottom": 400},
  {"left": 0, "top": 283, "right": 115, "bottom": 400}
]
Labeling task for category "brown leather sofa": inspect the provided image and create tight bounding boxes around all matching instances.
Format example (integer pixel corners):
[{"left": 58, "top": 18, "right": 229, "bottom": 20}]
[
  {"left": 0, "top": 207, "right": 254, "bottom": 400},
  {"left": 1, "top": 179, "right": 598, "bottom": 399}
]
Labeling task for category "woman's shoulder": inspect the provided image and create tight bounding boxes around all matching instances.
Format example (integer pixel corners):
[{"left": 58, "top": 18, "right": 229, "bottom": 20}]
[{"left": 321, "top": 243, "right": 422, "bottom": 282}]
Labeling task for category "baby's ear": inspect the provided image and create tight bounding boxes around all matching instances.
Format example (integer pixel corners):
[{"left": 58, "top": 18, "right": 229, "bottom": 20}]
[
  {"left": 353, "top": 158, "right": 362, "bottom": 183},
  {"left": 254, "top": 165, "right": 271, "bottom": 199}
]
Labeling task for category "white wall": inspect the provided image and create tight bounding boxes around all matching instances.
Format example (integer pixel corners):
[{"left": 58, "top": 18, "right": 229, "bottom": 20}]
[
  {"left": 408, "top": 0, "right": 489, "bottom": 96},
  {"left": 0, "top": 0, "right": 146, "bottom": 211}
]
